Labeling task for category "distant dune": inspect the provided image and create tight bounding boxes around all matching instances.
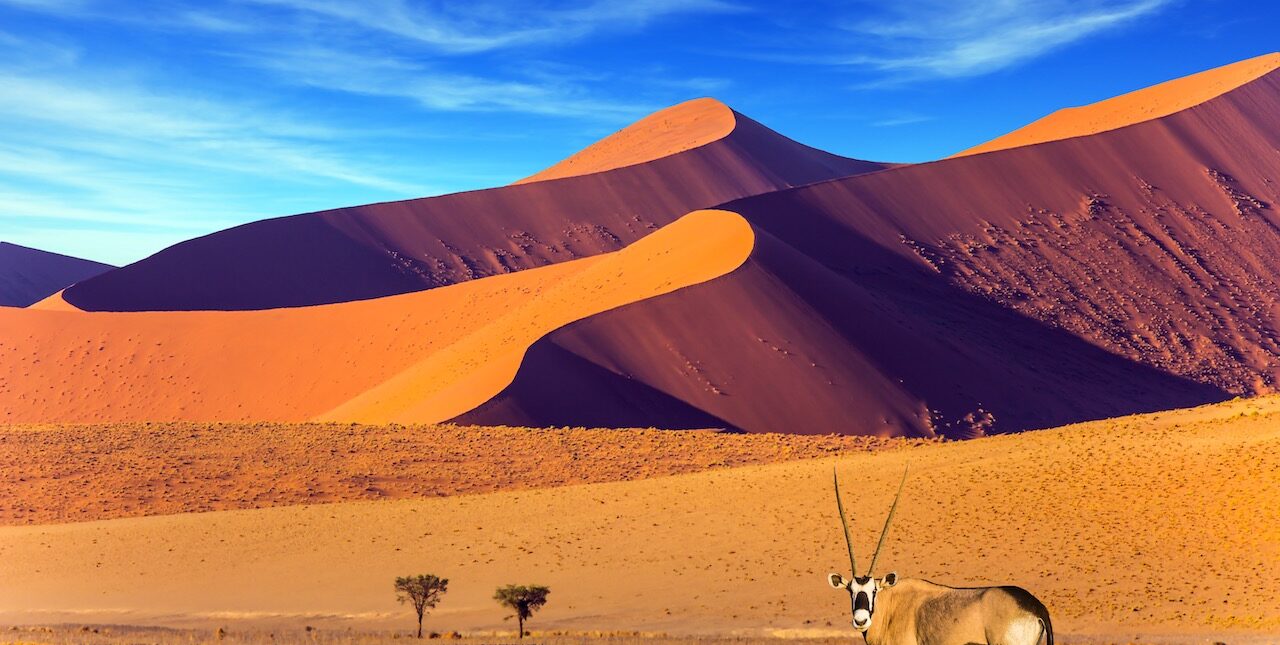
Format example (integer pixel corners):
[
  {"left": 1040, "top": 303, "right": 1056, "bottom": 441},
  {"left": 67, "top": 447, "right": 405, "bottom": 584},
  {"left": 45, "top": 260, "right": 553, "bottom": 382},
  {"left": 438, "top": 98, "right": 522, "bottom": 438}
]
[
  {"left": 59, "top": 100, "right": 882, "bottom": 311},
  {"left": 0, "top": 242, "right": 111, "bottom": 308},
  {"left": 3, "top": 396, "right": 1276, "bottom": 640},
  {"left": 953, "top": 52, "right": 1280, "bottom": 157}
]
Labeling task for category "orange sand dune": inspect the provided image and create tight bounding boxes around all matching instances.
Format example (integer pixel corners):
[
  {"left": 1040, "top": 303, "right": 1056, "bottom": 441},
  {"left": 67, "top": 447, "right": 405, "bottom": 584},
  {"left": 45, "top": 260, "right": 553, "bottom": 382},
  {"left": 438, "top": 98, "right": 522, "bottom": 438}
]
[
  {"left": 0, "top": 210, "right": 752, "bottom": 424},
  {"left": 63, "top": 104, "right": 880, "bottom": 312},
  {"left": 954, "top": 52, "right": 1280, "bottom": 157},
  {"left": 318, "top": 209, "right": 751, "bottom": 424},
  {"left": 516, "top": 98, "right": 736, "bottom": 184},
  {"left": 28, "top": 289, "right": 78, "bottom": 310},
  {"left": 1, "top": 396, "right": 1276, "bottom": 641}
]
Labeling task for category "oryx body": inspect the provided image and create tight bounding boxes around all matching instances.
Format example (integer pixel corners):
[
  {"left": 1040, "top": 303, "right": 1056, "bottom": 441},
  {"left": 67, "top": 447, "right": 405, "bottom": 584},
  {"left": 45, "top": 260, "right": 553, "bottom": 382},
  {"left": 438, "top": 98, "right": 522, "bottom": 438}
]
[
  {"left": 827, "top": 573, "right": 1052, "bottom": 645},
  {"left": 827, "top": 467, "right": 1053, "bottom": 645}
]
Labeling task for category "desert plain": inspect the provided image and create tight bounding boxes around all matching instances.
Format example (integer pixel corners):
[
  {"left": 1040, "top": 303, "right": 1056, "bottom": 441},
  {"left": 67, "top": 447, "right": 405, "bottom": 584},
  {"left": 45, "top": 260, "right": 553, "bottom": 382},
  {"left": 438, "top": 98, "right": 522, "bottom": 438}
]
[{"left": 2, "top": 396, "right": 1279, "bottom": 644}]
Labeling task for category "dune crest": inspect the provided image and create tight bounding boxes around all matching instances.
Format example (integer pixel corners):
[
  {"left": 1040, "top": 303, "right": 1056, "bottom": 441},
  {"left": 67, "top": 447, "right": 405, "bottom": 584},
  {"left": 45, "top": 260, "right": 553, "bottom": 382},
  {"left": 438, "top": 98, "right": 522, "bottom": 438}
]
[
  {"left": 0, "top": 210, "right": 752, "bottom": 424},
  {"left": 316, "top": 209, "right": 754, "bottom": 424},
  {"left": 515, "top": 98, "right": 737, "bottom": 184},
  {"left": 954, "top": 52, "right": 1280, "bottom": 157},
  {"left": 27, "top": 289, "right": 79, "bottom": 311}
]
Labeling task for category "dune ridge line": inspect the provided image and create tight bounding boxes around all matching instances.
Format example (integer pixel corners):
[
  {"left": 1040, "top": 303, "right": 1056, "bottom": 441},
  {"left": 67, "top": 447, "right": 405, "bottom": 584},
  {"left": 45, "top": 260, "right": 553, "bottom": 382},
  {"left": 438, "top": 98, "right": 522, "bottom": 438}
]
[{"left": 953, "top": 51, "right": 1280, "bottom": 156}]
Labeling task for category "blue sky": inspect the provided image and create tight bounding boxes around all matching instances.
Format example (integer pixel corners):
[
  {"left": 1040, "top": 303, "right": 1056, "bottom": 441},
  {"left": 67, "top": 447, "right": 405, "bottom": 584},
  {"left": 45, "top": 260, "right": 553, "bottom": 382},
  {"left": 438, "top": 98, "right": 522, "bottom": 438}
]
[{"left": 0, "top": 0, "right": 1276, "bottom": 265}]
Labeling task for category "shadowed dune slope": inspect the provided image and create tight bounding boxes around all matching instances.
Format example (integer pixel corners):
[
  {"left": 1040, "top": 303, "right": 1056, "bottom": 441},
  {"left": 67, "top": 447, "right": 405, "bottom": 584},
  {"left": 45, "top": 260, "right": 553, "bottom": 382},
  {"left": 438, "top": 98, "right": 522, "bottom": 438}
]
[
  {"left": 2, "top": 396, "right": 1277, "bottom": 639},
  {"left": 457, "top": 227, "right": 1224, "bottom": 436},
  {"left": 0, "top": 242, "right": 112, "bottom": 308},
  {"left": 61, "top": 100, "right": 883, "bottom": 312},
  {"left": 0, "top": 210, "right": 752, "bottom": 424},
  {"left": 455, "top": 58, "right": 1280, "bottom": 436},
  {"left": 953, "top": 52, "right": 1280, "bottom": 157}
]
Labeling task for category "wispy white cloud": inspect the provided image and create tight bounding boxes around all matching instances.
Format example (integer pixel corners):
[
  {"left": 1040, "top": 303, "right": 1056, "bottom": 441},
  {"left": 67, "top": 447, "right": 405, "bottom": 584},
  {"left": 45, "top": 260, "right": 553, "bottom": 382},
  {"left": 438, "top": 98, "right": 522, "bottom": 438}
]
[
  {"left": 246, "top": 0, "right": 742, "bottom": 54},
  {"left": 1, "top": 0, "right": 725, "bottom": 120},
  {"left": 0, "top": 71, "right": 425, "bottom": 193},
  {"left": 870, "top": 114, "right": 933, "bottom": 127},
  {"left": 232, "top": 43, "right": 650, "bottom": 119},
  {"left": 0, "top": 30, "right": 456, "bottom": 263},
  {"left": 838, "top": 0, "right": 1172, "bottom": 80},
  {"left": 0, "top": 28, "right": 79, "bottom": 67},
  {"left": 0, "top": 0, "right": 89, "bottom": 11}
]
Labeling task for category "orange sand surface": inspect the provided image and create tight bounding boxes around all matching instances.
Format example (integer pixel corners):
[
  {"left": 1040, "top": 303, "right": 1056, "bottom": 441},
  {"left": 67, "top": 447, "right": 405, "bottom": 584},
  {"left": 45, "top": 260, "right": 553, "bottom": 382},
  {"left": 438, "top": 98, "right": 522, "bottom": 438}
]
[
  {"left": 26, "top": 289, "right": 77, "bottom": 311},
  {"left": 0, "top": 423, "right": 921, "bottom": 525},
  {"left": 953, "top": 51, "right": 1280, "bottom": 157},
  {"left": 515, "top": 98, "right": 735, "bottom": 184},
  {"left": 2, "top": 396, "right": 1276, "bottom": 642},
  {"left": 0, "top": 210, "right": 753, "bottom": 425}
]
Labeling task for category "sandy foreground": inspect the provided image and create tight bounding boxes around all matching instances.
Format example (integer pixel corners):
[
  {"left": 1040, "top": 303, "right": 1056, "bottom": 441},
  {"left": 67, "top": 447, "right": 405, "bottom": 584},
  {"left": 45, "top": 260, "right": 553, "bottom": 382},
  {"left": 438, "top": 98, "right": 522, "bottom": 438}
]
[{"left": 2, "top": 396, "right": 1279, "bottom": 644}]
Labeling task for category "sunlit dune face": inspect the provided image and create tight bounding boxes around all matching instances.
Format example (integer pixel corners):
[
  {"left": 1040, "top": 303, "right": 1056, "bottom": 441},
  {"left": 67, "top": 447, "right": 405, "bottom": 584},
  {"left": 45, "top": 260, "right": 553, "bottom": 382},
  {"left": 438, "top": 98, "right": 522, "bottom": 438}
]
[
  {"left": 953, "top": 52, "right": 1280, "bottom": 157},
  {"left": 514, "top": 97, "right": 737, "bottom": 184}
]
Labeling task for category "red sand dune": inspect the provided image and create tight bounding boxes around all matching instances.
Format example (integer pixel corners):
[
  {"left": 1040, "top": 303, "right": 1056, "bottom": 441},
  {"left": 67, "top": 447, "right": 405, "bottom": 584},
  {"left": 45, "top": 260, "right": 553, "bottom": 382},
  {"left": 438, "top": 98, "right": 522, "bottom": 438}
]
[
  {"left": 0, "top": 242, "right": 111, "bottom": 308},
  {"left": 0, "top": 211, "right": 751, "bottom": 425},
  {"left": 8, "top": 55, "right": 1280, "bottom": 437},
  {"left": 515, "top": 97, "right": 737, "bottom": 183},
  {"left": 59, "top": 99, "right": 883, "bottom": 311},
  {"left": 458, "top": 55, "right": 1280, "bottom": 436},
  {"left": 954, "top": 52, "right": 1280, "bottom": 157}
]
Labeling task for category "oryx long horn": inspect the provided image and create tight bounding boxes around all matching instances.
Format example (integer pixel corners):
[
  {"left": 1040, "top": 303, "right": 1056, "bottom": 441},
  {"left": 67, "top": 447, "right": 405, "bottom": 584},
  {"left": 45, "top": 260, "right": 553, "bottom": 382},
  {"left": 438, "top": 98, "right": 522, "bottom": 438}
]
[
  {"left": 867, "top": 464, "right": 909, "bottom": 576},
  {"left": 833, "top": 467, "right": 857, "bottom": 577}
]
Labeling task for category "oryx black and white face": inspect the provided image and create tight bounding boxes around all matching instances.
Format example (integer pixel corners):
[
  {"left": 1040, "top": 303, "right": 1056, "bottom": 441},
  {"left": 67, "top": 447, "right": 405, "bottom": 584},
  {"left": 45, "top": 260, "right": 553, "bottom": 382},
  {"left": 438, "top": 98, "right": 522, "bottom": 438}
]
[{"left": 828, "top": 572, "right": 897, "bottom": 632}]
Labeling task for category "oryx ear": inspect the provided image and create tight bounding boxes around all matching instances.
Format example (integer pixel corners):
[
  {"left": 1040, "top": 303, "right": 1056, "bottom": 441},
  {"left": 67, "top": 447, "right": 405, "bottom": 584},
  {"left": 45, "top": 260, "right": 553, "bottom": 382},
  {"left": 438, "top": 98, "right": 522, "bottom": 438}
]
[
  {"left": 881, "top": 572, "right": 898, "bottom": 587},
  {"left": 828, "top": 573, "right": 848, "bottom": 589}
]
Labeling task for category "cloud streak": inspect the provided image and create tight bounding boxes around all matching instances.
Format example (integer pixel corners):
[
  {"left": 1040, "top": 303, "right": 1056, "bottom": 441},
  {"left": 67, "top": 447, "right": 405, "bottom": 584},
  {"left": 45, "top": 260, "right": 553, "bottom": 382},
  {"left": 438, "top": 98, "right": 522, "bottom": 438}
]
[
  {"left": 233, "top": 44, "right": 650, "bottom": 119},
  {"left": 839, "top": 0, "right": 1172, "bottom": 80},
  {"left": 245, "top": 0, "right": 742, "bottom": 54},
  {"left": 0, "top": 71, "right": 425, "bottom": 193}
]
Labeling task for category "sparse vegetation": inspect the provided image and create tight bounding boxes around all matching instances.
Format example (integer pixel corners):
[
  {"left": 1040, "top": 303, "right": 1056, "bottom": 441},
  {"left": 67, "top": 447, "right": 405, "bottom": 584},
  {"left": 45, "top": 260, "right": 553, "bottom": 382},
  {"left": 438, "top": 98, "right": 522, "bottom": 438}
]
[
  {"left": 494, "top": 584, "right": 551, "bottom": 639},
  {"left": 2, "top": 624, "right": 867, "bottom": 644},
  {"left": 395, "top": 574, "right": 449, "bottom": 638}
]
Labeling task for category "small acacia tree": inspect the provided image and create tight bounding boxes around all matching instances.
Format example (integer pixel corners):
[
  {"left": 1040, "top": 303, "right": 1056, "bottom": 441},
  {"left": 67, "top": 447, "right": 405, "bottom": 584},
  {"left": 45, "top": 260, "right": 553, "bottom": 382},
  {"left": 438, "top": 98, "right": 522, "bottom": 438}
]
[
  {"left": 394, "top": 574, "right": 449, "bottom": 638},
  {"left": 493, "top": 584, "right": 550, "bottom": 639}
]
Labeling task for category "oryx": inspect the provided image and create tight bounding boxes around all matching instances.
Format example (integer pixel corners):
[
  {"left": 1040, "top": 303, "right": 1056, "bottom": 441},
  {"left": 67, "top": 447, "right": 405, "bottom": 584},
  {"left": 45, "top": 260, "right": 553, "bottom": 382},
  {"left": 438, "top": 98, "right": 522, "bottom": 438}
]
[{"left": 827, "top": 466, "right": 1053, "bottom": 645}]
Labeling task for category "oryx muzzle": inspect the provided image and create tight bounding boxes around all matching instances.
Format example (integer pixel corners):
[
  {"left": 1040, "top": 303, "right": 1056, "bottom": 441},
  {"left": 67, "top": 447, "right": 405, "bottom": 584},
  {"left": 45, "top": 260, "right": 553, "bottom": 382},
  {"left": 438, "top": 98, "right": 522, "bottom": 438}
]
[{"left": 828, "top": 465, "right": 1054, "bottom": 645}]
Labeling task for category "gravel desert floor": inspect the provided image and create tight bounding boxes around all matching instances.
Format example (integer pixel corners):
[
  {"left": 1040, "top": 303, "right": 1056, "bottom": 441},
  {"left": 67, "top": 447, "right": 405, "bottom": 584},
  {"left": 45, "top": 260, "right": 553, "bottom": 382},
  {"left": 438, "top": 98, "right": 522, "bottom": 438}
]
[
  {"left": 8, "top": 624, "right": 1280, "bottom": 645},
  {"left": 2, "top": 397, "right": 1278, "bottom": 644},
  {"left": 0, "top": 423, "right": 924, "bottom": 525}
]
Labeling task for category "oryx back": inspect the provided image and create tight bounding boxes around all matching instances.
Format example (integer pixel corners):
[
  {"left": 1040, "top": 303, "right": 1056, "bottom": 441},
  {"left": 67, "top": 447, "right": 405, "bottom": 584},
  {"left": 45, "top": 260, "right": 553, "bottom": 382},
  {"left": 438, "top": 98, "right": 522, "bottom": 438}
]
[{"left": 871, "top": 580, "right": 1051, "bottom": 645}]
